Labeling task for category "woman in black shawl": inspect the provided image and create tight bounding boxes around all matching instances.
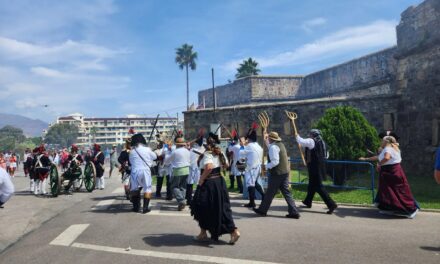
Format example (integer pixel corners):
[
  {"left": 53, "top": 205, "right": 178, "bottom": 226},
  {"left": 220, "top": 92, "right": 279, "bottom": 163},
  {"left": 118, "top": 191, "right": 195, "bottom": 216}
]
[{"left": 191, "top": 133, "right": 240, "bottom": 244}]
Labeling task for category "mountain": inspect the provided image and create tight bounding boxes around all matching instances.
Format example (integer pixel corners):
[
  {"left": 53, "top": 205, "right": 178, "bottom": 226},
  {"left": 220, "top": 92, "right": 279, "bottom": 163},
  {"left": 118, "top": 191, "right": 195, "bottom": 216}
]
[{"left": 0, "top": 113, "right": 49, "bottom": 137}]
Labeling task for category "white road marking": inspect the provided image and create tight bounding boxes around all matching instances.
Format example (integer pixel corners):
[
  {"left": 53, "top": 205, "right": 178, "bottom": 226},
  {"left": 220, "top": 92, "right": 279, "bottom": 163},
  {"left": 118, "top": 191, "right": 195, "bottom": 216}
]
[
  {"left": 146, "top": 211, "right": 189, "bottom": 217},
  {"left": 71, "top": 242, "right": 282, "bottom": 264},
  {"left": 49, "top": 224, "right": 90, "bottom": 246},
  {"left": 112, "top": 187, "right": 124, "bottom": 194},
  {"left": 93, "top": 199, "right": 116, "bottom": 210}
]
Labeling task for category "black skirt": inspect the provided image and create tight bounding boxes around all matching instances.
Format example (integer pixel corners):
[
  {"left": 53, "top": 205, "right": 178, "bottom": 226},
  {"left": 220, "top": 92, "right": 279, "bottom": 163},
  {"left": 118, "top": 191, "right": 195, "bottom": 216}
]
[{"left": 190, "top": 175, "right": 236, "bottom": 240}]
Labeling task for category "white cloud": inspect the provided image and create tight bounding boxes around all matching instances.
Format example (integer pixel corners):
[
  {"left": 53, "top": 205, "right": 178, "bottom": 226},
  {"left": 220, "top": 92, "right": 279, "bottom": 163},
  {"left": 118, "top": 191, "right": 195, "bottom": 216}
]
[
  {"left": 301, "top": 17, "right": 327, "bottom": 32},
  {"left": 222, "top": 20, "right": 397, "bottom": 72},
  {"left": 0, "top": 37, "right": 127, "bottom": 67}
]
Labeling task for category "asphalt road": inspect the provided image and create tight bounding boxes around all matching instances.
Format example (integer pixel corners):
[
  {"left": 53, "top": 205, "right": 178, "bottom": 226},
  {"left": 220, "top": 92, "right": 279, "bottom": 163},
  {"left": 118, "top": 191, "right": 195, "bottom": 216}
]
[{"left": 1, "top": 169, "right": 439, "bottom": 264}]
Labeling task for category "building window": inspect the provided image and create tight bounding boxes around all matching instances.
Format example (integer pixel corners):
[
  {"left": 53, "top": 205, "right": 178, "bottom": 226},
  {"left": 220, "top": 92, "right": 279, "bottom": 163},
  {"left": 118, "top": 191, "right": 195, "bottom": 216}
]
[{"left": 383, "top": 113, "right": 395, "bottom": 131}]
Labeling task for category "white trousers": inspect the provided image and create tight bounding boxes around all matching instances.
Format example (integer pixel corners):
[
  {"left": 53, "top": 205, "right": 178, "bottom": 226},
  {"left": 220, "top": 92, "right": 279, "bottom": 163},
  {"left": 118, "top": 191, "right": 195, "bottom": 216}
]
[
  {"left": 96, "top": 177, "right": 105, "bottom": 189},
  {"left": 187, "top": 166, "right": 200, "bottom": 184},
  {"left": 245, "top": 166, "right": 261, "bottom": 187},
  {"left": 0, "top": 171, "right": 14, "bottom": 203},
  {"left": 130, "top": 169, "right": 152, "bottom": 194},
  {"left": 158, "top": 165, "right": 171, "bottom": 178}
]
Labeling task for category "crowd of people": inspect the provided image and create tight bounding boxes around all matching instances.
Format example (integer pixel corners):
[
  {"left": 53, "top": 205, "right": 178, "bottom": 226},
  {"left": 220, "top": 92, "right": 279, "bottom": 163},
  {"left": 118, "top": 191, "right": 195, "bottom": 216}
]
[{"left": 1, "top": 124, "right": 439, "bottom": 244}]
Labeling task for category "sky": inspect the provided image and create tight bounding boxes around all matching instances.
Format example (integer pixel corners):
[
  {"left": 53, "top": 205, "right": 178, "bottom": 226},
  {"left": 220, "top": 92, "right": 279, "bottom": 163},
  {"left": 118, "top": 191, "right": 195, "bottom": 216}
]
[{"left": 0, "top": 0, "right": 423, "bottom": 123}]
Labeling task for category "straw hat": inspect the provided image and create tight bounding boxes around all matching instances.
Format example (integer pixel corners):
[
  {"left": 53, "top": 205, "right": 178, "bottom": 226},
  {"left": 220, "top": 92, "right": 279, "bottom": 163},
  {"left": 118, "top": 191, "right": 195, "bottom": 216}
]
[
  {"left": 268, "top": 132, "right": 282, "bottom": 141},
  {"left": 175, "top": 137, "right": 187, "bottom": 146}
]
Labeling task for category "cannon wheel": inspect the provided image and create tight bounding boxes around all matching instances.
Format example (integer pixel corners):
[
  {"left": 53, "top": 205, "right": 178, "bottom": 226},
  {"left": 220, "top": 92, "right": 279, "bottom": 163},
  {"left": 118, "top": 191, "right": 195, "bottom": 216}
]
[
  {"left": 74, "top": 167, "right": 84, "bottom": 191},
  {"left": 49, "top": 164, "right": 60, "bottom": 197},
  {"left": 84, "top": 162, "right": 96, "bottom": 192}
]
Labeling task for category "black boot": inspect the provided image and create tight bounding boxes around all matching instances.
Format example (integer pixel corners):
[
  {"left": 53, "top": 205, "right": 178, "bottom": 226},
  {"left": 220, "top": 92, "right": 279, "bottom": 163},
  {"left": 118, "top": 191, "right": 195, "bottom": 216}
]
[
  {"left": 131, "top": 192, "right": 140, "bottom": 212},
  {"left": 156, "top": 177, "right": 164, "bottom": 198},
  {"left": 244, "top": 187, "right": 256, "bottom": 208},
  {"left": 186, "top": 184, "right": 193, "bottom": 205},
  {"left": 166, "top": 175, "right": 172, "bottom": 200},
  {"left": 142, "top": 198, "right": 151, "bottom": 214},
  {"left": 236, "top": 175, "right": 243, "bottom": 193},
  {"left": 255, "top": 182, "right": 265, "bottom": 201},
  {"left": 229, "top": 175, "right": 235, "bottom": 189}
]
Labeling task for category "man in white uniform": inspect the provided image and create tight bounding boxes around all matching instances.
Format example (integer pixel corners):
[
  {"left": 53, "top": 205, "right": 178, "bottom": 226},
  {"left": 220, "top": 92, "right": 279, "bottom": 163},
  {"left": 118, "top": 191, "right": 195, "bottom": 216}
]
[
  {"left": 228, "top": 130, "right": 244, "bottom": 193},
  {"left": 165, "top": 137, "right": 191, "bottom": 211},
  {"left": 129, "top": 133, "right": 157, "bottom": 214},
  {"left": 241, "top": 124, "right": 265, "bottom": 208},
  {"left": 0, "top": 167, "right": 14, "bottom": 208}
]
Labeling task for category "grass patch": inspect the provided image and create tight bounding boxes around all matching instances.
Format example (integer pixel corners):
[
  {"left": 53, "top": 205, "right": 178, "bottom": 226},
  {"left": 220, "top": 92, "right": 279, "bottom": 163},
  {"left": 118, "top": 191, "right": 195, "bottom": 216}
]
[{"left": 218, "top": 169, "right": 440, "bottom": 210}]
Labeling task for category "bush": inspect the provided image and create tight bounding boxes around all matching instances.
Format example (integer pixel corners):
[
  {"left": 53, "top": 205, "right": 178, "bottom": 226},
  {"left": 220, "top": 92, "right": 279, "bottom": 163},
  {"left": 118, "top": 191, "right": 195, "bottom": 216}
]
[
  {"left": 314, "top": 106, "right": 380, "bottom": 160},
  {"left": 314, "top": 106, "right": 380, "bottom": 185}
]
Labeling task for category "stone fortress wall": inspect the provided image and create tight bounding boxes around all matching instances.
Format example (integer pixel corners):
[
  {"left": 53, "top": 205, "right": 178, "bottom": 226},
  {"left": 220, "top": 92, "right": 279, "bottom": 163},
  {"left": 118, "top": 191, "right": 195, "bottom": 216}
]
[{"left": 187, "top": 0, "right": 440, "bottom": 177}]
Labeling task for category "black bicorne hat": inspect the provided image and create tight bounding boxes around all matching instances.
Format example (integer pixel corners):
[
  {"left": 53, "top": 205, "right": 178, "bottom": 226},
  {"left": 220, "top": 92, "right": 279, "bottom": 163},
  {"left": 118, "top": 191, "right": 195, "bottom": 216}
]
[
  {"left": 131, "top": 133, "right": 147, "bottom": 146},
  {"left": 207, "top": 132, "right": 220, "bottom": 144}
]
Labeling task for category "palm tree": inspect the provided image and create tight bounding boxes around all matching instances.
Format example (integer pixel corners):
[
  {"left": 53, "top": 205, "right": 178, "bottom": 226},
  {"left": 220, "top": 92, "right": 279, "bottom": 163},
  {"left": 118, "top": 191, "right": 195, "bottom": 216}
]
[
  {"left": 235, "top": 57, "right": 261, "bottom": 79},
  {"left": 175, "top": 44, "right": 198, "bottom": 110}
]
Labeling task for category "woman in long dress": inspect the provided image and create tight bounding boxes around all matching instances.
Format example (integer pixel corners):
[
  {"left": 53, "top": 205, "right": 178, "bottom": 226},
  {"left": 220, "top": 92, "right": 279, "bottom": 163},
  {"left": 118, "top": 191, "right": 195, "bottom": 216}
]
[
  {"left": 360, "top": 136, "right": 418, "bottom": 218},
  {"left": 191, "top": 133, "right": 240, "bottom": 244}
]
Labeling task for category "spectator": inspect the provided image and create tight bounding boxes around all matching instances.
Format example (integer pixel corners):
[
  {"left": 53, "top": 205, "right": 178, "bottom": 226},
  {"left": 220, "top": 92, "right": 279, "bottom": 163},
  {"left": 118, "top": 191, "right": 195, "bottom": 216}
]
[{"left": 0, "top": 153, "right": 6, "bottom": 170}]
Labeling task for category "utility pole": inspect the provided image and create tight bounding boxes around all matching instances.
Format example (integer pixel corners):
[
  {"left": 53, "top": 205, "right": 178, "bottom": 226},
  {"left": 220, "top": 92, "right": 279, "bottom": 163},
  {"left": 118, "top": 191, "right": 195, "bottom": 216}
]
[{"left": 212, "top": 68, "right": 216, "bottom": 113}]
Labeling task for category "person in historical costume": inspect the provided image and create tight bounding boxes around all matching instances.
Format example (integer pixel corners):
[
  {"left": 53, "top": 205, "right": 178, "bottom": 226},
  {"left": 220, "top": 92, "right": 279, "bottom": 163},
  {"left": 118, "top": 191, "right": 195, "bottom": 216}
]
[
  {"left": 118, "top": 138, "right": 132, "bottom": 200},
  {"left": 228, "top": 130, "right": 244, "bottom": 193},
  {"left": 0, "top": 167, "right": 14, "bottom": 208},
  {"left": 240, "top": 123, "right": 265, "bottom": 208},
  {"left": 253, "top": 132, "right": 301, "bottom": 219},
  {"left": 8, "top": 153, "right": 17, "bottom": 177},
  {"left": 93, "top": 144, "right": 106, "bottom": 190},
  {"left": 32, "top": 145, "right": 51, "bottom": 196},
  {"left": 296, "top": 129, "right": 338, "bottom": 214},
  {"left": 191, "top": 132, "right": 240, "bottom": 244},
  {"left": 360, "top": 136, "right": 418, "bottom": 218},
  {"left": 156, "top": 139, "right": 174, "bottom": 200},
  {"left": 109, "top": 145, "right": 120, "bottom": 178},
  {"left": 0, "top": 153, "right": 7, "bottom": 170},
  {"left": 63, "top": 145, "right": 84, "bottom": 193},
  {"left": 165, "top": 135, "right": 191, "bottom": 211},
  {"left": 5, "top": 151, "right": 11, "bottom": 175},
  {"left": 186, "top": 131, "right": 204, "bottom": 205},
  {"left": 129, "top": 133, "right": 157, "bottom": 213}
]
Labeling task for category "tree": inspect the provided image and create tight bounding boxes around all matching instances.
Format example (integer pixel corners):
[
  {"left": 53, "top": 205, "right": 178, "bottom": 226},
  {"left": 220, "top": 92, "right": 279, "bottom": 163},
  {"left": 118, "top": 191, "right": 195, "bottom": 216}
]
[
  {"left": 175, "top": 43, "right": 198, "bottom": 110},
  {"left": 0, "top": 125, "right": 26, "bottom": 143},
  {"left": 235, "top": 57, "right": 260, "bottom": 79},
  {"left": 44, "top": 123, "right": 79, "bottom": 147},
  {"left": 90, "top": 126, "right": 98, "bottom": 143},
  {"left": 314, "top": 106, "right": 380, "bottom": 185},
  {"left": 0, "top": 125, "right": 26, "bottom": 152}
]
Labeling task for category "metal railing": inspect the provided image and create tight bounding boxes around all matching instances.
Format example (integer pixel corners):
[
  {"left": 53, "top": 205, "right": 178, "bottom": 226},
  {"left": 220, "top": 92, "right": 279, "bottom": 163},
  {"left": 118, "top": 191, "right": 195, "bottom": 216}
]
[{"left": 289, "top": 158, "right": 376, "bottom": 203}]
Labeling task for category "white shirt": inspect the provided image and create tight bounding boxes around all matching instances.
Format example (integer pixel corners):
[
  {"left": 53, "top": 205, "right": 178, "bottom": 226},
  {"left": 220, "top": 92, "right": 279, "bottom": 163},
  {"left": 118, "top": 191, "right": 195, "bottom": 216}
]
[
  {"left": 202, "top": 152, "right": 221, "bottom": 168},
  {"left": 296, "top": 135, "right": 315, "bottom": 149},
  {"left": 240, "top": 142, "right": 263, "bottom": 169},
  {"left": 0, "top": 167, "right": 14, "bottom": 203},
  {"left": 266, "top": 143, "right": 280, "bottom": 170},
  {"left": 162, "top": 147, "right": 173, "bottom": 166},
  {"left": 165, "top": 146, "right": 190, "bottom": 168},
  {"left": 228, "top": 143, "right": 242, "bottom": 165},
  {"left": 378, "top": 146, "right": 402, "bottom": 166},
  {"left": 129, "top": 145, "right": 157, "bottom": 172},
  {"left": 190, "top": 145, "right": 204, "bottom": 167}
]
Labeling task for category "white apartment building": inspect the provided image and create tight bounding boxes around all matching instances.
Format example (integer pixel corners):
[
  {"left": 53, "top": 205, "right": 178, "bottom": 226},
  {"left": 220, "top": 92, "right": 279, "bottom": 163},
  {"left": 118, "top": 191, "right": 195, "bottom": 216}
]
[{"left": 56, "top": 113, "right": 179, "bottom": 146}]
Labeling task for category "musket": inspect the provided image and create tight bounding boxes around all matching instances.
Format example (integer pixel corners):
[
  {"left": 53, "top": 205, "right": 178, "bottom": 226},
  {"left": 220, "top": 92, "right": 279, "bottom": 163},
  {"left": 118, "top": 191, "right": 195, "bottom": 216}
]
[{"left": 147, "top": 114, "right": 160, "bottom": 144}]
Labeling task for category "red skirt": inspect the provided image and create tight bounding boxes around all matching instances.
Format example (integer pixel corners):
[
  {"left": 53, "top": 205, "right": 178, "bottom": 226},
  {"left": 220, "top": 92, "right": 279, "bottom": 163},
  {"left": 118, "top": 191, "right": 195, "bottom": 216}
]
[{"left": 377, "top": 163, "right": 417, "bottom": 214}]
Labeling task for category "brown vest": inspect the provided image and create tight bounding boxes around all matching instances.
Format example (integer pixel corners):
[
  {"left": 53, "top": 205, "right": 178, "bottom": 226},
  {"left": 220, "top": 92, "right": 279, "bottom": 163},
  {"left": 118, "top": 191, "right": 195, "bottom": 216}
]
[{"left": 268, "top": 141, "right": 289, "bottom": 176}]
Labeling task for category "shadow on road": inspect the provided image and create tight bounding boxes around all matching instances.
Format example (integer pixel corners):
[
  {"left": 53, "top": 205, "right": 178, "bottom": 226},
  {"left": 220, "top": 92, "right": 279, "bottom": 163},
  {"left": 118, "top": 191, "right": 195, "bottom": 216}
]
[
  {"left": 420, "top": 246, "right": 440, "bottom": 252},
  {"left": 143, "top": 233, "right": 228, "bottom": 248}
]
